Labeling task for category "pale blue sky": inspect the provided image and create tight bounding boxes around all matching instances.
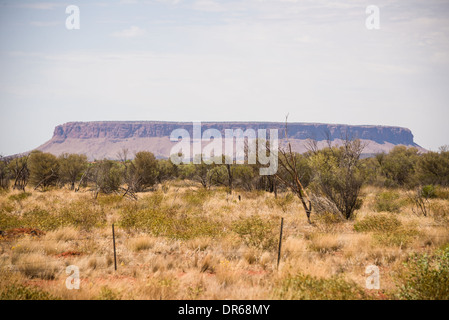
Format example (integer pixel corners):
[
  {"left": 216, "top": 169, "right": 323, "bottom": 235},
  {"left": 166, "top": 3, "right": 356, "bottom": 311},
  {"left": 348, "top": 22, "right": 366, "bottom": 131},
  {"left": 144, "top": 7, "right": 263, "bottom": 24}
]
[{"left": 1, "top": 0, "right": 449, "bottom": 155}]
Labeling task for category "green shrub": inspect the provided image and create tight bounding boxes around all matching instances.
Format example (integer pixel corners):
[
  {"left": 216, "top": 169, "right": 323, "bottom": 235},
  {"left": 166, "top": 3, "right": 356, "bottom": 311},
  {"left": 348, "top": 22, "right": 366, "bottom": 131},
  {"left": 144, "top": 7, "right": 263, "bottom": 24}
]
[
  {"left": 1, "top": 201, "right": 106, "bottom": 231},
  {"left": 275, "top": 273, "right": 367, "bottom": 300},
  {"left": 96, "top": 194, "right": 123, "bottom": 207},
  {"left": 0, "top": 208, "right": 60, "bottom": 230},
  {"left": 118, "top": 205, "right": 221, "bottom": 240},
  {"left": 58, "top": 200, "right": 107, "bottom": 230},
  {"left": 355, "top": 214, "right": 419, "bottom": 247},
  {"left": 143, "top": 191, "right": 165, "bottom": 208},
  {"left": 374, "top": 191, "right": 404, "bottom": 213},
  {"left": 28, "top": 151, "right": 59, "bottom": 189},
  {"left": 354, "top": 214, "right": 402, "bottom": 233},
  {"left": 265, "top": 193, "right": 295, "bottom": 212},
  {"left": 397, "top": 247, "right": 449, "bottom": 300},
  {"left": 421, "top": 185, "right": 436, "bottom": 199},
  {"left": 97, "top": 286, "right": 121, "bottom": 300},
  {"left": 170, "top": 215, "right": 221, "bottom": 240},
  {"left": 232, "top": 216, "right": 278, "bottom": 250},
  {"left": 22, "top": 208, "right": 61, "bottom": 230},
  {"left": 8, "top": 192, "right": 32, "bottom": 202},
  {"left": 0, "top": 283, "right": 57, "bottom": 300},
  {"left": 0, "top": 207, "right": 20, "bottom": 229},
  {"left": 373, "top": 228, "right": 420, "bottom": 247},
  {"left": 0, "top": 211, "right": 20, "bottom": 230},
  {"left": 119, "top": 190, "right": 222, "bottom": 240},
  {"left": 182, "top": 188, "right": 212, "bottom": 208},
  {"left": 307, "top": 142, "right": 366, "bottom": 220}
]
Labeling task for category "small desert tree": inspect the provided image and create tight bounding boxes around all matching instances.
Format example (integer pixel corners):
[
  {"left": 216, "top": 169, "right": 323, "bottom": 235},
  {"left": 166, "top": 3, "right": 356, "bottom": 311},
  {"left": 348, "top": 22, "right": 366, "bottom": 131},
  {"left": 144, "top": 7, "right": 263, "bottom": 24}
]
[
  {"left": 89, "top": 160, "right": 123, "bottom": 197},
  {"left": 262, "top": 117, "right": 314, "bottom": 222},
  {"left": 207, "top": 156, "right": 235, "bottom": 193},
  {"left": 128, "top": 151, "right": 158, "bottom": 192},
  {"left": 58, "top": 153, "right": 88, "bottom": 190},
  {"left": 416, "top": 146, "right": 449, "bottom": 186},
  {"left": 180, "top": 155, "right": 212, "bottom": 188},
  {"left": 308, "top": 138, "right": 366, "bottom": 220},
  {"left": 0, "top": 156, "right": 10, "bottom": 189},
  {"left": 28, "top": 151, "right": 59, "bottom": 190},
  {"left": 233, "top": 164, "right": 258, "bottom": 191},
  {"left": 378, "top": 146, "right": 419, "bottom": 187},
  {"left": 275, "top": 143, "right": 314, "bottom": 222},
  {"left": 157, "top": 159, "right": 178, "bottom": 183},
  {"left": 276, "top": 152, "right": 312, "bottom": 191},
  {"left": 8, "top": 155, "right": 29, "bottom": 191}
]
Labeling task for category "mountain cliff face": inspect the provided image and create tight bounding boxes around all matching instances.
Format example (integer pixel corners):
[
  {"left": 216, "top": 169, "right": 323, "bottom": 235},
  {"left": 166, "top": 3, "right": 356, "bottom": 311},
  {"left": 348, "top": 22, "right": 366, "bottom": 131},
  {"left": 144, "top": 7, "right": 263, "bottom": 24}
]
[{"left": 37, "top": 121, "right": 423, "bottom": 160}]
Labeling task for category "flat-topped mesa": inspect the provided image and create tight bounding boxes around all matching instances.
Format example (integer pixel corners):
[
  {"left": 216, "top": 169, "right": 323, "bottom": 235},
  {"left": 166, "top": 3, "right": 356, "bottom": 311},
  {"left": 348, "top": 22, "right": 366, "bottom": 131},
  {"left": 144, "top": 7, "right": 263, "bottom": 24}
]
[
  {"left": 52, "top": 121, "right": 416, "bottom": 145},
  {"left": 39, "top": 121, "right": 422, "bottom": 160}
]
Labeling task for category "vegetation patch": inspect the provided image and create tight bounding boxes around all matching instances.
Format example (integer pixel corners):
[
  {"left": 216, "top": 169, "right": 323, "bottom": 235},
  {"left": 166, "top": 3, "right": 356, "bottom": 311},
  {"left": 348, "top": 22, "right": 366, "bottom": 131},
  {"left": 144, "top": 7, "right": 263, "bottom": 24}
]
[
  {"left": 119, "top": 205, "right": 222, "bottom": 240},
  {"left": 97, "top": 286, "right": 122, "bottom": 300},
  {"left": 96, "top": 194, "right": 123, "bottom": 207},
  {"left": 435, "top": 187, "right": 449, "bottom": 200},
  {"left": 182, "top": 188, "right": 213, "bottom": 208},
  {"left": 374, "top": 191, "right": 405, "bottom": 213},
  {"left": 58, "top": 200, "right": 107, "bottom": 230},
  {"left": 274, "top": 273, "right": 367, "bottom": 300},
  {"left": 373, "top": 228, "right": 420, "bottom": 247},
  {"left": 8, "top": 192, "right": 32, "bottom": 202},
  {"left": 1, "top": 201, "right": 106, "bottom": 231},
  {"left": 354, "top": 214, "right": 419, "bottom": 247},
  {"left": 265, "top": 193, "right": 295, "bottom": 212},
  {"left": 354, "top": 214, "right": 402, "bottom": 233},
  {"left": 232, "top": 215, "right": 278, "bottom": 250},
  {"left": 0, "top": 283, "right": 58, "bottom": 300},
  {"left": 396, "top": 246, "right": 449, "bottom": 300}
]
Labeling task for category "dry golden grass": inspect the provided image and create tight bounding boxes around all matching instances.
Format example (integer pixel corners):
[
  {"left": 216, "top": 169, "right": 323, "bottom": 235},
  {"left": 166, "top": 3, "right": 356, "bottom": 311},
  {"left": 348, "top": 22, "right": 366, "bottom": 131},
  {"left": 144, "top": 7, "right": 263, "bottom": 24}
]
[
  {"left": 126, "top": 236, "right": 157, "bottom": 252},
  {"left": 1, "top": 183, "right": 448, "bottom": 300}
]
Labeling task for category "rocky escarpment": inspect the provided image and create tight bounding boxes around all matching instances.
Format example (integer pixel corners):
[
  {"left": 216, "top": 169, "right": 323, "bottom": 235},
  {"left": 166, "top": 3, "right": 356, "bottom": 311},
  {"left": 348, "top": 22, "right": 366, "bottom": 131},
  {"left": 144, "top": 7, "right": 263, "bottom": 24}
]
[{"left": 36, "top": 121, "right": 423, "bottom": 160}]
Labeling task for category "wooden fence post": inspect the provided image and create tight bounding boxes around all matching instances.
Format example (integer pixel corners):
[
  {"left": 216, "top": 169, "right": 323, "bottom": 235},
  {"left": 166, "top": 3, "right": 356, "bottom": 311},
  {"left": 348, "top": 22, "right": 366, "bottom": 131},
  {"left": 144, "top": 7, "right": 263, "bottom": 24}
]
[
  {"left": 277, "top": 218, "right": 284, "bottom": 270},
  {"left": 112, "top": 224, "right": 117, "bottom": 271}
]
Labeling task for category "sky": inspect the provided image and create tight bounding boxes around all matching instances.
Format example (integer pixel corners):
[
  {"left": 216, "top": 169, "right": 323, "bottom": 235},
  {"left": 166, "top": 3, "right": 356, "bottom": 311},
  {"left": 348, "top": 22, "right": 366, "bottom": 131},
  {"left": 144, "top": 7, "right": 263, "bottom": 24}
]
[{"left": 1, "top": 0, "right": 449, "bottom": 156}]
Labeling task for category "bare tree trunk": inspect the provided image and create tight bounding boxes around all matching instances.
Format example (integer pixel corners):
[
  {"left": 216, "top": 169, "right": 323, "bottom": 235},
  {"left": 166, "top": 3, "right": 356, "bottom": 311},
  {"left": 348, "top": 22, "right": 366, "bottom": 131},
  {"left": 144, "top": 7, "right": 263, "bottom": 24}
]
[{"left": 269, "top": 116, "right": 313, "bottom": 223}]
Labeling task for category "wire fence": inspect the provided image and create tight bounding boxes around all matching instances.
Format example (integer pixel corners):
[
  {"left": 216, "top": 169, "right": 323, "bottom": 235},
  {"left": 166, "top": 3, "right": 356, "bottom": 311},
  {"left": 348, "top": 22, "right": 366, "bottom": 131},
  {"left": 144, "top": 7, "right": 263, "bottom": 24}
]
[
  {"left": 1, "top": 217, "right": 448, "bottom": 275},
  {"left": 1, "top": 229, "right": 448, "bottom": 243}
]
